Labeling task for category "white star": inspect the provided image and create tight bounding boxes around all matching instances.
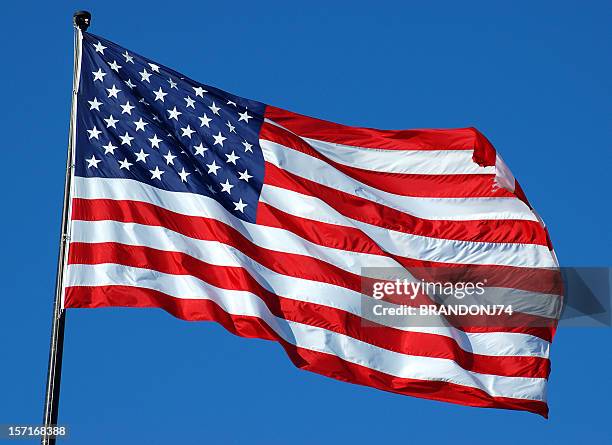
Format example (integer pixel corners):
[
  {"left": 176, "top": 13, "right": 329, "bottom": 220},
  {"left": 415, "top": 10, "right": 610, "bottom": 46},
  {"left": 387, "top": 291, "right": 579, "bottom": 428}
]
[
  {"left": 133, "top": 118, "right": 148, "bottom": 132},
  {"left": 153, "top": 87, "right": 167, "bottom": 102},
  {"left": 120, "top": 101, "right": 135, "bottom": 115},
  {"left": 193, "top": 86, "right": 207, "bottom": 97},
  {"left": 225, "top": 150, "right": 240, "bottom": 164},
  {"left": 138, "top": 98, "right": 149, "bottom": 106},
  {"left": 227, "top": 100, "right": 237, "bottom": 107},
  {"left": 86, "top": 155, "right": 101, "bottom": 168},
  {"left": 148, "top": 134, "right": 162, "bottom": 149},
  {"left": 194, "top": 143, "right": 207, "bottom": 156},
  {"left": 102, "top": 142, "right": 117, "bottom": 155},
  {"left": 207, "top": 184, "right": 217, "bottom": 194},
  {"left": 118, "top": 158, "right": 133, "bottom": 170},
  {"left": 180, "top": 125, "right": 195, "bottom": 138},
  {"left": 139, "top": 68, "right": 152, "bottom": 82},
  {"left": 92, "top": 68, "right": 106, "bottom": 82},
  {"left": 226, "top": 121, "right": 236, "bottom": 133},
  {"left": 209, "top": 102, "right": 221, "bottom": 115},
  {"left": 238, "top": 169, "right": 253, "bottom": 182},
  {"left": 109, "top": 60, "right": 122, "bottom": 72},
  {"left": 198, "top": 113, "right": 212, "bottom": 128},
  {"left": 134, "top": 148, "right": 150, "bottom": 163},
  {"left": 106, "top": 84, "right": 121, "bottom": 99},
  {"left": 238, "top": 110, "right": 252, "bottom": 123},
  {"left": 168, "top": 78, "right": 178, "bottom": 89},
  {"left": 163, "top": 151, "right": 177, "bottom": 165},
  {"left": 178, "top": 167, "right": 191, "bottom": 182},
  {"left": 122, "top": 51, "right": 134, "bottom": 63},
  {"left": 93, "top": 41, "right": 106, "bottom": 54},
  {"left": 206, "top": 160, "right": 221, "bottom": 175},
  {"left": 149, "top": 166, "right": 165, "bottom": 180},
  {"left": 125, "top": 78, "right": 136, "bottom": 89},
  {"left": 119, "top": 132, "right": 134, "bottom": 146},
  {"left": 233, "top": 198, "right": 247, "bottom": 213},
  {"left": 148, "top": 63, "right": 160, "bottom": 73},
  {"left": 213, "top": 131, "right": 226, "bottom": 146},
  {"left": 184, "top": 96, "right": 196, "bottom": 109},
  {"left": 88, "top": 97, "right": 103, "bottom": 111},
  {"left": 220, "top": 179, "right": 234, "bottom": 194},
  {"left": 167, "top": 106, "right": 182, "bottom": 121},
  {"left": 87, "top": 126, "right": 102, "bottom": 140},
  {"left": 104, "top": 114, "right": 119, "bottom": 128},
  {"left": 242, "top": 140, "right": 253, "bottom": 153}
]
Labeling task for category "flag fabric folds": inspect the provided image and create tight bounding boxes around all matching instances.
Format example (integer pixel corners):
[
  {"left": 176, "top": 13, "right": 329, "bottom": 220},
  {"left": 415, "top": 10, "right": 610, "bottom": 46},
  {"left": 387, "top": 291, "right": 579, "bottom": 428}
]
[{"left": 64, "top": 32, "right": 560, "bottom": 417}]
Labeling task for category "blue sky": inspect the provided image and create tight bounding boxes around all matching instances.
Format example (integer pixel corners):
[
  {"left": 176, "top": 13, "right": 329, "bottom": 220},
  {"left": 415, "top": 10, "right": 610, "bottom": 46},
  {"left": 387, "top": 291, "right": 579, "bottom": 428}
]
[{"left": 1, "top": 1, "right": 610, "bottom": 443}]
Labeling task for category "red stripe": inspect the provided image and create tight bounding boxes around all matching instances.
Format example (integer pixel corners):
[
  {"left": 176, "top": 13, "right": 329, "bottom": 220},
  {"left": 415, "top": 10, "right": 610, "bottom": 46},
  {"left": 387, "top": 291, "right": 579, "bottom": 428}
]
[
  {"left": 257, "top": 202, "right": 384, "bottom": 256},
  {"left": 72, "top": 197, "right": 559, "bottom": 341},
  {"left": 67, "top": 241, "right": 550, "bottom": 379},
  {"left": 260, "top": 121, "right": 513, "bottom": 198},
  {"left": 64, "top": 284, "right": 549, "bottom": 417},
  {"left": 263, "top": 161, "right": 549, "bottom": 246},
  {"left": 265, "top": 106, "right": 498, "bottom": 167}
]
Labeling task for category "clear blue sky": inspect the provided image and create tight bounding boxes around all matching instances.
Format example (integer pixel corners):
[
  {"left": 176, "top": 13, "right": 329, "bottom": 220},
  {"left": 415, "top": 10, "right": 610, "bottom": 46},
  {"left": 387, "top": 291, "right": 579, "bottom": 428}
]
[{"left": 1, "top": 1, "right": 610, "bottom": 443}]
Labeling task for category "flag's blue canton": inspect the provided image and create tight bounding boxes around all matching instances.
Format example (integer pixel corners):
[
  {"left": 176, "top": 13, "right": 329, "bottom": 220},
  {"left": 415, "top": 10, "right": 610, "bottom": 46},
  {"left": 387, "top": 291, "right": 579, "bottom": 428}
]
[{"left": 75, "top": 33, "right": 266, "bottom": 222}]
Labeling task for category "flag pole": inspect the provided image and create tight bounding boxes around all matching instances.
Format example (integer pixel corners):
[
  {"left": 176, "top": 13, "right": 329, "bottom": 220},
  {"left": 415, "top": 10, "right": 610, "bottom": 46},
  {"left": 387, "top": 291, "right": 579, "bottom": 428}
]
[{"left": 41, "top": 11, "right": 90, "bottom": 445}]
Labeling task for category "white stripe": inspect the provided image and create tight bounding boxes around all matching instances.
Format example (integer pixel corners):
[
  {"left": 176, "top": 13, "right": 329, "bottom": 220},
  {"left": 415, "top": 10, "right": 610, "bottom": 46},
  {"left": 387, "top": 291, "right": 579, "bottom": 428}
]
[
  {"left": 303, "top": 136, "right": 496, "bottom": 175},
  {"left": 66, "top": 263, "right": 548, "bottom": 401},
  {"left": 260, "top": 138, "right": 539, "bottom": 222},
  {"left": 494, "top": 153, "right": 516, "bottom": 192},
  {"left": 70, "top": 218, "right": 551, "bottom": 358},
  {"left": 264, "top": 118, "right": 495, "bottom": 175},
  {"left": 74, "top": 176, "right": 555, "bottom": 268},
  {"left": 261, "top": 185, "right": 557, "bottom": 268}
]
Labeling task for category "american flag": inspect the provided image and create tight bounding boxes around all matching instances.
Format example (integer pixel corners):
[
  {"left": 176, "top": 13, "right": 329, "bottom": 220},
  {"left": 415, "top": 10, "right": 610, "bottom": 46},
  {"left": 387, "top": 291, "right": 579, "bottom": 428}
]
[{"left": 64, "top": 31, "right": 560, "bottom": 417}]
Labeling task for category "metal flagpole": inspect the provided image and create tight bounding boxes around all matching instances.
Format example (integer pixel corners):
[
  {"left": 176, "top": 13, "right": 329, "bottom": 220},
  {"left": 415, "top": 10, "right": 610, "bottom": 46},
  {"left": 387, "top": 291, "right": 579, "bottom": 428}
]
[{"left": 41, "top": 11, "right": 90, "bottom": 445}]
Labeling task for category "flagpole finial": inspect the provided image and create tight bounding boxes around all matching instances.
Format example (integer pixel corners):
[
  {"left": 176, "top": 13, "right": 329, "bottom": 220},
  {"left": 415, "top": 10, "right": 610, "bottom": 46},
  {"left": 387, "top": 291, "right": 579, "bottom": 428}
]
[{"left": 73, "top": 11, "right": 91, "bottom": 31}]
